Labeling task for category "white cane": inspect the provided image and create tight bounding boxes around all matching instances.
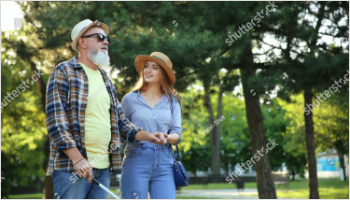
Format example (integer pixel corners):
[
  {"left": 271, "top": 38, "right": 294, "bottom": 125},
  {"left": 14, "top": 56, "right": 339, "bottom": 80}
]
[{"left": 92, "top": 177, "right": 120, "bottom": 199}]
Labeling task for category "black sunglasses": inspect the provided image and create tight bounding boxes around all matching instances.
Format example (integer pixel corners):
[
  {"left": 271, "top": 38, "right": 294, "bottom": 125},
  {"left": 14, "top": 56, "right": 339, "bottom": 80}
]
[{"left": 81, "top": 33, "right": 110, "bottom": 43}]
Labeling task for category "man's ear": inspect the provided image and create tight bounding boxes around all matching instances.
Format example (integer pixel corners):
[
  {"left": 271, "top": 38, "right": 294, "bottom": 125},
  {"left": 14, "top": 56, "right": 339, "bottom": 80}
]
[{"left": 78, "top": 38, "right": 87, "bottom": 49}]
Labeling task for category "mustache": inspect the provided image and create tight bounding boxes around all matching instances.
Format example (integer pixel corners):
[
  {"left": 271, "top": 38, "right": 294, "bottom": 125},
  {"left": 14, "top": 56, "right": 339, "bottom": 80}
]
[{"left": 100, "top": 45, "right": 108, "bottom": 50}]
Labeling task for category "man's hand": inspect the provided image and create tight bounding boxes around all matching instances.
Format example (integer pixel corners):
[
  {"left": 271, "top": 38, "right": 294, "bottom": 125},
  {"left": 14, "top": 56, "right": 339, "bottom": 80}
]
[
  {"left": 74, "top": 158, "right": 93, "bottom": 183},
  {"left": 148, "top": 132, "right": 168, "bottom": 145},
  {"left": 62, "top": 147, "right": 93, "bottom": 183}
]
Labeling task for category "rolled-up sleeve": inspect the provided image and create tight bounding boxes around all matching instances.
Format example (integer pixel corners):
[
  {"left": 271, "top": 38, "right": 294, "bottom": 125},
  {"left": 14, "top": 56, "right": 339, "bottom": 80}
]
[
  {"left": 45, "top": 66, "right": 76, "bottom": 151},
  {"left": 121, "top": 95, "right": 131, "bottom": 119},
  {"left": 170, "top": 98, "right": 183, "bottom": 145}
]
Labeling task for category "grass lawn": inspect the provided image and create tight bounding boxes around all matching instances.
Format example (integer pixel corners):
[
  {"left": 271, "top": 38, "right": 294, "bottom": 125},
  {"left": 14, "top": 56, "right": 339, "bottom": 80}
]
[
  {"left": 242, "top": 187, "right": 349, "bottom": 199},
  {"left": 8, "top": 193, "right": 45, "bottom": 199},
  {"left": 184, "top": 179, "right": 348, "bottom": 199},
  {"left": 276, "top": 187, "right": 349, "bottom": 199},
  {"left": 185, "top": 178, "right": 348, "bottom": 189}
]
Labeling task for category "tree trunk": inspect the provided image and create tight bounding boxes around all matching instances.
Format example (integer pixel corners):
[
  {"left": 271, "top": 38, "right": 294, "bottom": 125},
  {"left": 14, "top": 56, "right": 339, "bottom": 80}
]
[
  {"left": 338, "top": 152, "right": 347, "bottom": 181},
  {"left": 303, "top": 87, "right": 320, "bottom": 199},
  {"left": 240, "top": 43, "right": 277, "bottom": 199},
  {"left": 203, "top": 83, "right": 223, "bottom": 183},
  {"left": 29, "top": 62, "right": 53, "bottom": 199},
  {"left": 214, "top": 85, "right": 223, "bottom": 182},
  {"left": 292, "top": 170, "right": 295, "bottom": 181}
]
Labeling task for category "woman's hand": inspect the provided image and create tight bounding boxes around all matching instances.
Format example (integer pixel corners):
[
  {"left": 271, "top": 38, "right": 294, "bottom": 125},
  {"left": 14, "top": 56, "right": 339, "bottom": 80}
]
[
  {"left": 134, "top": 130, "right": 168, "bottom": 145},
  {"left": 148, "top": 132, "right": 168, "bottom": 145},
  {"left": 166, "top": 133, "right": 180, "bottom": 144}
]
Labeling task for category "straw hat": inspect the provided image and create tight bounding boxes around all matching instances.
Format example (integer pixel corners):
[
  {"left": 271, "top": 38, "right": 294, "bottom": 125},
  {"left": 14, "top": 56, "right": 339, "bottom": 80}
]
[
  {"left": 71, "top": 19, "right": 109, "bottom": 52},
  {"left": 135, "top": 52, "right": 176, "bottom": 85}
]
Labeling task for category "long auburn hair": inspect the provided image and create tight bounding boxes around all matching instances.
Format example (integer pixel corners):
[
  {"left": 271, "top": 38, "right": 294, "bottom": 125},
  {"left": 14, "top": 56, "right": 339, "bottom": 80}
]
[{"left": 130, "top": 62, "right": 182, "bottom": 113}]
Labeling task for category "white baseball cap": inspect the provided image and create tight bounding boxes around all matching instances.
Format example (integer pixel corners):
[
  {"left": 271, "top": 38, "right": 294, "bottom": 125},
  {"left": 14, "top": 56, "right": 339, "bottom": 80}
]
[{"left": 71, "top": 19, "right": 109, "bottom": 52}]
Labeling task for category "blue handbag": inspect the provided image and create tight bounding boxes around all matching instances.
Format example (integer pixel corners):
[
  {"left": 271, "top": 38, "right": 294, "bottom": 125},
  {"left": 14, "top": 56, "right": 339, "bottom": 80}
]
[{"left": 167, "top": 96, "right": 189, "bottom": 187}]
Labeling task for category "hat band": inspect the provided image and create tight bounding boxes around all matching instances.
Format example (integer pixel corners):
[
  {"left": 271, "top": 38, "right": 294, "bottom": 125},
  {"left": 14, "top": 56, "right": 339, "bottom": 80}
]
[
  {"left": 151, "top": 56, "right": 166, "bottom": 64},
  {"left": 79, "top": 26, "right": 88, "bottom": 34}
]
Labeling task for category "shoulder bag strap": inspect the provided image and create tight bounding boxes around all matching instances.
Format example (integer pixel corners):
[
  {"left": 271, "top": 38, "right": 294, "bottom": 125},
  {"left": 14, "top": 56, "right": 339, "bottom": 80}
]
[{"left": 167, "top": 95, "right": 181, "bottom": 161}]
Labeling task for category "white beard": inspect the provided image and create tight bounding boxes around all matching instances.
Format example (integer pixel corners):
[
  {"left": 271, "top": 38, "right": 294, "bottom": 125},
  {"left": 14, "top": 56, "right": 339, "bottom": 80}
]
[{"left": 88, "top": 46, "right": 110, "bottom": 68}]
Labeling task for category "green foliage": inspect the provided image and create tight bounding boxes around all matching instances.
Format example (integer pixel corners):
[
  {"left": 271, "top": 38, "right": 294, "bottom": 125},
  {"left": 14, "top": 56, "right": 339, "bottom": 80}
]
[
  {"left": 1, "top": 1, "right": 348, "bottom": 196},
  {"left": 314, "top": 87, "right": 349, "bottom": 156},
  {"left": 1, "top": 35, "right": 46, "bottom": 198},
  {"left": 261, "top": 100, "right": 290, "bottom": 170},
  {"left": 219, "top": 94, "right": 251, "bottom": 173}
]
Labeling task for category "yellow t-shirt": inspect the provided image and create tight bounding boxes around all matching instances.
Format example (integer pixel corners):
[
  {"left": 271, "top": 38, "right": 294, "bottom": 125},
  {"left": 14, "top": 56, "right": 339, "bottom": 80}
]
[{"left": 80, "top": 62, "right": 111, "bottom": 169}]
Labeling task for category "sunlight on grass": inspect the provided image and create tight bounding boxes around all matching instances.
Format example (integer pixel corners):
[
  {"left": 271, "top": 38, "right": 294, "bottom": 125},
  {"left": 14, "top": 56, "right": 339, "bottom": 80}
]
[
  {"left": 239, "top": 188, "right": 349, "bottom": 199},
  {"left": 237, "top": 180, "right": 349, "bottom": 199},
  {"left": 8, "top": 193, "right": 45, "bottom": 199},
  {"left": 274, "top": 187, "right": 349, "bottom": 199},
  {"left": 184, "top": 180, "right": 349, "bottom": 199}
]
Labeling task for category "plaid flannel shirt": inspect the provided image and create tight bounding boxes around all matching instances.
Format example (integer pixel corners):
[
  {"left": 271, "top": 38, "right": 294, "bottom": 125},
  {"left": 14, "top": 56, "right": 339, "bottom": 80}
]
[{"left": 45, "top": 56, "right": 141, "bottom": 176}]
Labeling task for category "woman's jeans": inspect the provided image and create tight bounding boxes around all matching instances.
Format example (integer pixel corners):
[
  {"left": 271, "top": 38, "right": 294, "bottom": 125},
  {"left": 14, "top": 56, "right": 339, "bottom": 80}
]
[
  {"left": 121, "top": 143, "right": 176, "bottom": 199},
  {"left": 52, "top": 168, "right": 110, "bottom": 199}
]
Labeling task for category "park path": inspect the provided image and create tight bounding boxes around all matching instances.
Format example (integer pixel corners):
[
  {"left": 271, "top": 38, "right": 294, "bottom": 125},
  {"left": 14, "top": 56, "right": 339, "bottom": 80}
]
[
  {"left": 176, "top": 188, "right": 259, "bottom": 199},
  {"left": 107, "top": 188, "right": 257, "bottom": 199},
  {"left": 107, "top": 188, "right": 292, "bottom": 199}
]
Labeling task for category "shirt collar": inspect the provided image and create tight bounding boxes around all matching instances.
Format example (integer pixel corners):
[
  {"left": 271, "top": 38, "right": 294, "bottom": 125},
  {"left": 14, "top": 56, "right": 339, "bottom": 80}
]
[
  {"left": 70, "top": 56, "right": 81, "bottom": 69},
  {"left": 137, "top": 90, "right": 167, "bottom": 104},
  {"left": 137, "top": 89, "right": 141, "bottom": 97}
]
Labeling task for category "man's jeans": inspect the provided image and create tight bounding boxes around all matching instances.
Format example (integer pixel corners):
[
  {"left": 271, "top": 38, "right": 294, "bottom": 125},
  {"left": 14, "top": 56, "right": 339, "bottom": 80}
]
[
  {"left": 120, "top": 143, "right": 176, "bottom": 199},
  {"left": 52, "top": 168, "right": 110, "bottom": 199}
]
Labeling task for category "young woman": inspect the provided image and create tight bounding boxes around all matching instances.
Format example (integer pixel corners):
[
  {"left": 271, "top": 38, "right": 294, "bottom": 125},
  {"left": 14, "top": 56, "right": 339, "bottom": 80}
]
[{"left": 120, "top": 52, "right": 183, "bottom": 199}]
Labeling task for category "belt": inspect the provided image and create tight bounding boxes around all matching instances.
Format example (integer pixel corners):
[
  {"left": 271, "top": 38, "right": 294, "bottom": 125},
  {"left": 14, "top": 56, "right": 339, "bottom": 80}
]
[{"left": 139, "top": 143, "right": 172, "bottom": 149}]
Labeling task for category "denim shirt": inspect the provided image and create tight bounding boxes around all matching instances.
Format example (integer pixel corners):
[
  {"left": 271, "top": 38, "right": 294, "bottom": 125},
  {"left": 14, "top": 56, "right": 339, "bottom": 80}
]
[{"left": 120, "top": 90, "right": 183, "bottom": 164}]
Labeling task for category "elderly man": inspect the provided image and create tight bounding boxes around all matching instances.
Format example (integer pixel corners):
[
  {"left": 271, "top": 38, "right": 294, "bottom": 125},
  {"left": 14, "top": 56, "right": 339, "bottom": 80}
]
[{"left": 45, "top": 19, "right": 168, "bottom": 199}]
